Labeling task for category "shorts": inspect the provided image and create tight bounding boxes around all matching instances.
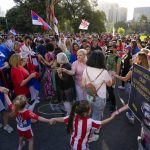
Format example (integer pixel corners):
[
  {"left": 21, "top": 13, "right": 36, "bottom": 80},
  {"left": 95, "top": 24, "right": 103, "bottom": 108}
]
[{"left": 18, "top": 129, "right": 33, "bottom": 139}]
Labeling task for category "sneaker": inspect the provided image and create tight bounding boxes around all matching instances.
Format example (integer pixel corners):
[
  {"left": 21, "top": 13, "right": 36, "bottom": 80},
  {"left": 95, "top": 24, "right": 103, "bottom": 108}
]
[
  {"left": 17, "top": 141, "right": 26, "bottom": 150},
  {"left": 126, "top": 112, "right": 134, "bottom": 124},
  {"left": 88, "top": 134, "right": 99, "bottom": 143},
  {"left": 3, "top": 124, "right": 14, "bottom": 133},
  {"left": 0, "top": 123, "right": 2, "bottom": 128},
  {"left": 118, "top": 86, "right": 125, "bottom": 90},
  {"left": 34, "top": 99, "right": 40, "bottom": 104},
  {"left": 37, "top": 97, "right": 40, "bottom": 100},
  {"left": 137, "top": 136, "right": 141, "bottom": 144}
]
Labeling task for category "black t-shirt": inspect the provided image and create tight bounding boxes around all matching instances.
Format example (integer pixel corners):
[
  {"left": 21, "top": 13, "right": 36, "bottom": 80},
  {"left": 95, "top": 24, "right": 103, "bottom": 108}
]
[
  {"left": 121, "top": 54, "right": 132, "bottom": 72},
  {"left": 37, "top": 45, "right": 47, "bottom": 57},
  {"left": 56, "top": 63, "right": 75, "bottom": 90},
  {"left": 91, "top": 45, "right": 102, "bottom": 51}
]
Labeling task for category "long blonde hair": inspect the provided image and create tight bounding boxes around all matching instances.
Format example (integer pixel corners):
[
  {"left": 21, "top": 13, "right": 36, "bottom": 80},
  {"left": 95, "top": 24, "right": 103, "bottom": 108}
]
[
  {"left": 13, "top": 95, "right": 27, "bottom": 116},
  {"left": 9, "top": 53, "right": 21, "bottom": 67},
  {"left": 136, "top": 52, "right": 149, "bottom": 70}
]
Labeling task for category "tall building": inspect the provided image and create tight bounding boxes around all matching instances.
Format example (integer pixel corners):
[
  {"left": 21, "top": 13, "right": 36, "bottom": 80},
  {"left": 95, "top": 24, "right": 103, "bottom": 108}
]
[
  {"left": 133, "top": 7, "right": 150, "bottom": 21},
  {"left": 108, "top": 3, "right": 119, "bottom": 23},
  {"left": 0, "top": 6, "right": 5, "bottom": 17},
  {"left": 118, "top": 7, "right": 127, "bottom": 22},
  {"left": 98, "top": 1, "right": 127, "bottom": 24},
  {"left": 98, "top": 1, "right": 111, "bottom": 21}
]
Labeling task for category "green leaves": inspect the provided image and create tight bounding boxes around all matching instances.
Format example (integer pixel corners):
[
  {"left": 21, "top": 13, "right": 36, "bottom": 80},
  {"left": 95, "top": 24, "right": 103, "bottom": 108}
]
[{"left": 8, "top": 0, "right": 106, "bottom": 33}]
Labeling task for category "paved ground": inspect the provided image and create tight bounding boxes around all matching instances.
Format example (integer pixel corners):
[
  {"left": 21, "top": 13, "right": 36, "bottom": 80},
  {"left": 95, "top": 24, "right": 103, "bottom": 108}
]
[{"left": 0, "top": 85, "right": 141, "bottom": 150}]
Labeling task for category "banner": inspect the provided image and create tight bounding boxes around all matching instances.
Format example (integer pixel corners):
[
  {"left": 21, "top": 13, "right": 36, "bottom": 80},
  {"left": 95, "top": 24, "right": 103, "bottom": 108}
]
[
  {"left": 129, "top": 64, "right": 150, "bottom": 129},
  {"left": 79, "top": 19, "right": 90, "bottom": 30}
]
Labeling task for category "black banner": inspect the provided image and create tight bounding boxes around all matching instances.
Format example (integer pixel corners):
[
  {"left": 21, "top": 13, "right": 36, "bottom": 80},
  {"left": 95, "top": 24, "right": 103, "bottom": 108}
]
[{"left": 129, "top": 64, "right": 150, "bottom": 128}]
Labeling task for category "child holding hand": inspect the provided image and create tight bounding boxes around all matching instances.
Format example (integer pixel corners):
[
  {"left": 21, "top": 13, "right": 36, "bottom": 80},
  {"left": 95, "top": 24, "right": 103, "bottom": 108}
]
[
  {"left": 50, "top": 100, "right": 117, "bottom": 150},
  {"left": 2, "top": 87, "right": 52, "bottom": 150}
]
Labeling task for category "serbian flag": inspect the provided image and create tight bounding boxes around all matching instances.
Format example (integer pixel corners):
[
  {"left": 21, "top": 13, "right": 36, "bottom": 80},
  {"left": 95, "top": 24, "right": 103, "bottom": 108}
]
[
  {"left": 9, "top": 28, "right": 18, "bottom": 35},
  {"left": 31, "top": 10, "right": 51, "bottom": 30},
  {"left": 79, "top": 19, "right": 90, "bottom": 30}
]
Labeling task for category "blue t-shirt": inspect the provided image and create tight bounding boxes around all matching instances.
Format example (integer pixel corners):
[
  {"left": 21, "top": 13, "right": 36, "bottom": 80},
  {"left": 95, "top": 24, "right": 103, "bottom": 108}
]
[
  {"left": 37, "top": 45, "right": 47, "bottom": 57},
  {"left": 0, "top": 52, "right": 6, "bottom": 67},
  {"left": 69, "top": 53, "right": 77, "bottom": 64},
  {"left": 132, "top": 47, "right": 140, "bottom": 55},
  {"left": 0, "top": 44, "right": 11, "bottom": 60}
]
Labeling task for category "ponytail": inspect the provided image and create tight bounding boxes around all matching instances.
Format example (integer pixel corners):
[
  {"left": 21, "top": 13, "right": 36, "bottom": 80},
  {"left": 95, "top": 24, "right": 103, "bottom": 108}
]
[
  {"left": 67, "top": 100, "right": 90, "bottom": 134},
  {"left": 67, "top": 101, "right": 79, "bottom": 134}
]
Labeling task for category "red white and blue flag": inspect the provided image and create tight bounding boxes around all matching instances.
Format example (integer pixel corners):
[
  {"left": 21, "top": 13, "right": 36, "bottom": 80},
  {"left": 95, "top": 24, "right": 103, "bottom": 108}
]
[
  {"left": 9, "top": 28, "right": 18, "bottom": 35},
  {"left": 31, "top": 10, "right": 51, "bottom": 30}
]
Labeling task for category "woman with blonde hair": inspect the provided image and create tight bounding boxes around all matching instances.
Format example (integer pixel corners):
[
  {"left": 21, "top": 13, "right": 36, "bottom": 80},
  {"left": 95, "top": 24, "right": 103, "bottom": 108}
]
[
  {"left": 9, "top": 54, "right": 39, "bottom": 109},
  {"left": 62, "top": 49, "right": 87, "bottom": 101},
  {"left": 56, "top": 52, "right": 76, "bottom": 114}
]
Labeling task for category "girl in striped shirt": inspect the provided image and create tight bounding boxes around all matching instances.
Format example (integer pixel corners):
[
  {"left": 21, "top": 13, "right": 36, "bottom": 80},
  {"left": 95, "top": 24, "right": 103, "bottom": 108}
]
[{"left": 51, "top": 100, "right": 116, "bottom": 150}]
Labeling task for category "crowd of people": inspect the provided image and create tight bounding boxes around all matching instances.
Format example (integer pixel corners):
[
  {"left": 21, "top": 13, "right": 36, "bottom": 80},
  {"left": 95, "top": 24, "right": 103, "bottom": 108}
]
[{"left": 0, "top": 32, "right": 150, "bottom": 150}]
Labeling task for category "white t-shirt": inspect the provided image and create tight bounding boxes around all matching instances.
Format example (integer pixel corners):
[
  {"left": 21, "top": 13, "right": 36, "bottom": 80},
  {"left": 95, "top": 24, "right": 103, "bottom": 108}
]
[
  {"left": 20, "top": 44, "right": 35, "bottom": 59},
  {"left": 82, "top": 67, "right": 112, "bottom": 99}
]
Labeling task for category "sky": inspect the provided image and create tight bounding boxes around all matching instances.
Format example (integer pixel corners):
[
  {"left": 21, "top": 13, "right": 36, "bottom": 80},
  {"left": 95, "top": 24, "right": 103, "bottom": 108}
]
[
  {"left": 0, "top": 0, "right": 150, "bottom": 20},
  {"left": 0, "top": 0, "right": 15, "bottom": 14},
  {"left": 99, "top": 0, "right": 150, "bottom": 20}
]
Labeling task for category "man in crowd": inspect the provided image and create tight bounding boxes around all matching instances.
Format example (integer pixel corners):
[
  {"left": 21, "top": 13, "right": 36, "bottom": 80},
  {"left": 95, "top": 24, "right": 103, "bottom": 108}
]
[{"left": 107, "top": 44, "right": 121, "bottom": 111}]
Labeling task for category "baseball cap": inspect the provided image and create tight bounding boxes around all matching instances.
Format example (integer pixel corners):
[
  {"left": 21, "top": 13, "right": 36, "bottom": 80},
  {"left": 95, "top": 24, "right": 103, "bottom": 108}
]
[{"left": 125, "top": 45, "right": 132, "bottom": 51}]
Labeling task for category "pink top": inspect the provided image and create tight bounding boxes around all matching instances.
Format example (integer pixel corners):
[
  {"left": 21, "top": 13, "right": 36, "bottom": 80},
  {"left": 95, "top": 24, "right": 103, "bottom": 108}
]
[{"left": 72, "top": 60, "right": 86, "bottom": 86}]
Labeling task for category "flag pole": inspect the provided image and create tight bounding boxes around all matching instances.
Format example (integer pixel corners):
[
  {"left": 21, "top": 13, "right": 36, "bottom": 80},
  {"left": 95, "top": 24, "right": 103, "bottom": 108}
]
[{"left": 5, "top": 17, "right": 9, "bottom": 33}]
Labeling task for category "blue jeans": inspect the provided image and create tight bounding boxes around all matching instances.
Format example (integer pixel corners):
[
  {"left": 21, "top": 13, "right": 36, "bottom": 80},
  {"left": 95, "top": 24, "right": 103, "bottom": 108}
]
[{"left": 91, "top": 96, "right": 106, "bottom": 121}]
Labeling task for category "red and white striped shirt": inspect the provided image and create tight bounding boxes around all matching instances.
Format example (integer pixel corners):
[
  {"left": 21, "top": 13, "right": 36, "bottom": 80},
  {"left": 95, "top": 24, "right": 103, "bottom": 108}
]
[{"left": 64, "top": 115, "right": 101, "bottom": 150}]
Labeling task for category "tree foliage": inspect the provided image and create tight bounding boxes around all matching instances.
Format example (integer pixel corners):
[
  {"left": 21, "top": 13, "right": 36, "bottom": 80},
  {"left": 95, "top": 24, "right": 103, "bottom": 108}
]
[
  {"left": 140, "top": 15, "right": 148, "bottom": 33},
  {"left": 114, "top": 21, "right": 127, "bottom": 30},
  {"left": 6, "top": 0, "right": 106, "bottom": 33},
  {"left": 117, "top": 27, "right": 125, "bottom": 35},
  {"left": 6, "top": 1, "right": 45, "bottom": 33},
  {"left": 0, "top": 17, "right": 7, "bottom": 31}
]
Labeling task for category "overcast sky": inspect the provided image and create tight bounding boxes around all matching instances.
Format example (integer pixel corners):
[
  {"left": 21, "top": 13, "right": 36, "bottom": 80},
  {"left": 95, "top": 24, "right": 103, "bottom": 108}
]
[
  {"left": 1, "top": 0, "right": 150, "bottom": 20},
  {"left": 99, "top": 0, "right": 150, "bottom": 20}
]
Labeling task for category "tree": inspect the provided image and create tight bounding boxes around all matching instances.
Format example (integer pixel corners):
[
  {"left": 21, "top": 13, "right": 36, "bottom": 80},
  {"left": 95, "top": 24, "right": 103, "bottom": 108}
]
[
  {"left": 140, "top": 15, "right": 148, "bottom": 33},
  {"left": 114, "top": 21, "right": 127, "bottom": 30},
  {"left": 0, "top": 17, "right": 7, "bottom": 31},
  {"left": 8, "top": 0, "right": 106, "bottom": 33},
  {"left": 6, "top": 1, "right": 45, "bottom": 33},
  {"left": 117, "top": 27, "right": 125, "bottom": 35},
  {"left": 88, "top": 10, "right": 106, "bottom": 33}
]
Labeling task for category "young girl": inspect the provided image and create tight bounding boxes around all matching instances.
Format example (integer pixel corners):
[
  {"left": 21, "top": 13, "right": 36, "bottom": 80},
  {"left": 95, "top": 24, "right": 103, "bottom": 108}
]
[
  {"left": 50, "top": 100, "right": 116, "bottom": 150},
  {"left": 1, "top": 87, "right": 52, "bottom": 150}
]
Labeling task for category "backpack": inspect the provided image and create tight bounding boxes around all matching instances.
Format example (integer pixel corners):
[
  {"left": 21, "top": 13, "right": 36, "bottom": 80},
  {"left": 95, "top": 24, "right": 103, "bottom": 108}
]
[{"left": 85, "top": 69, "right": 104, "bottom": 101}]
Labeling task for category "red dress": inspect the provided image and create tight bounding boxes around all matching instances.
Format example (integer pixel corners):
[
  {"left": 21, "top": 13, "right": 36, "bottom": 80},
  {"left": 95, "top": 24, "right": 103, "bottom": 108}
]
[{"left": 11, "top": 66, "right": 30, "bottom": 96}]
